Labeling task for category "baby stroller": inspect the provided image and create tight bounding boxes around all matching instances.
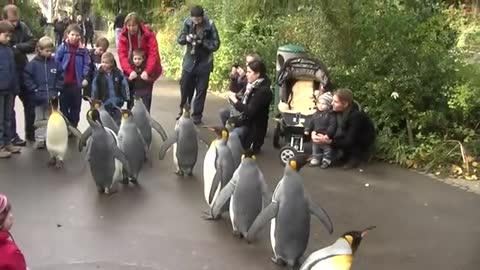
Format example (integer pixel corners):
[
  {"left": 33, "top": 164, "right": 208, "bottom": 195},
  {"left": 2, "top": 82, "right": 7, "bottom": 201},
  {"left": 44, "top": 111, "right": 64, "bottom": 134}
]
[{"left": 273, "top": 57, "right": 331, "bottom": 165}]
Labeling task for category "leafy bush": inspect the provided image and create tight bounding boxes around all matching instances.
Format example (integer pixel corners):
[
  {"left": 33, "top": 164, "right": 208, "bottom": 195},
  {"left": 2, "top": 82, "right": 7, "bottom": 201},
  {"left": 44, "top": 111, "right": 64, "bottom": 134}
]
[{"left": 153, "top": 0, "right": 479, "bottom": 179}]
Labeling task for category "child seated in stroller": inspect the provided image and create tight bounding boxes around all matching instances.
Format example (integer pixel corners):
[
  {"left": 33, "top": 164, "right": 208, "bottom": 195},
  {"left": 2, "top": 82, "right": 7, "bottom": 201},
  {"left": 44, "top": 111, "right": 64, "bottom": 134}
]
[{"left": 304, "top": 92, "right": 337, "bottom": 168}]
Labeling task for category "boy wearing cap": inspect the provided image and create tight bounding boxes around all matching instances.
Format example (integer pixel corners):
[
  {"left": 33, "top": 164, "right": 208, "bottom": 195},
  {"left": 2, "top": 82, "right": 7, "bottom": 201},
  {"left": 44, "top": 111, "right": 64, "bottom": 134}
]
[
  {"left": 304, "top": 92, "right": 337, "bottom": 168},
  {"left": 0, "top": 193, "right": 28, "bottom": 270}
]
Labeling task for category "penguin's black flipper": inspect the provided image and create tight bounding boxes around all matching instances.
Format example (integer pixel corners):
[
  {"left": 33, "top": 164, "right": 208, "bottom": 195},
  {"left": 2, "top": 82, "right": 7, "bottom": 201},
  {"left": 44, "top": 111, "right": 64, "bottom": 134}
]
[
  {"left": 210, "top": 179, "right": 236, "bottom": 218},
  {"left": 208, "top": 169, "right": 223, "bottom": 205},
  {"left": 246, "top": 201, "right": 279, "bottom": 242},
  {"left": 114, "top": 146, "right": 133, "bottom": 179},
  {"left": 259, "top": 174, "right": 273, "bottom": 207},
  {"left": 150, "top": 118, "right": 168, "bottom": 142},
  {"left": 78, "top": 127, "right": 92, "bottom": 152},
  {"left": 158, "top": 133, "right": 177, "bottom": 160},
  {"left": 307, "top": 195, "right": 334, "bottom": 234},
  {"left": 68, "top": 125, "right": 83, "bottom": 138}
]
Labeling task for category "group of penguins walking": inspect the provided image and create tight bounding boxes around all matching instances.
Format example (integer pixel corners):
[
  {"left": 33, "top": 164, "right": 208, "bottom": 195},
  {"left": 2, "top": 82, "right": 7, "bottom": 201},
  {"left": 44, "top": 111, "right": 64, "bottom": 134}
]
[{"left": 37, "top": 95, "right": 376, "bottom": 270}]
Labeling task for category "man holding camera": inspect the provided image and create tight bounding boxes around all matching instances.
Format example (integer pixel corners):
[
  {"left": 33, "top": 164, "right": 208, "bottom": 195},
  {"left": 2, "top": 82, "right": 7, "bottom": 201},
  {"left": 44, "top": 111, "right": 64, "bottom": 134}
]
[{"left": 177, "top": 5, "right": 220, "bottom": 125}]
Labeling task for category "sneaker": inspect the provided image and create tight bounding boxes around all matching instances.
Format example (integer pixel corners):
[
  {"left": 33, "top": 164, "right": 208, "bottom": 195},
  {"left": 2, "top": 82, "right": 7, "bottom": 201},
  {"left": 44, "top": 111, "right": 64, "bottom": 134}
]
[
  {"left": 193, "top": 118, "right": 202, "bottom": 125},
  {"left": 4, "top": 144, "right": 20, "bottom": 154},
  {"left": 26, "top": 133, "right": 35, "bottom": 142},
  {"left": 309, "top": 158, "right": 320, "bottom": 167},
  {"left": 320, "top": 161, "right": 330, "bottom": 169},
  {"left": 11, "top": 136, "right": 26, "bottom": 147},
  {"left": 35, "top": 140, "right": 46, "bottom": 149},
  {"left": 0, "top": 147, "right": 11, "bottom": 159}
]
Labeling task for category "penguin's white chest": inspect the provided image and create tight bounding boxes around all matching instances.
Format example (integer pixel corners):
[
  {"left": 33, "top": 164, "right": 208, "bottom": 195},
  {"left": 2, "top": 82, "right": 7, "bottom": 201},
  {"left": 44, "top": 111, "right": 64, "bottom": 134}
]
[
  {"left": 172, "top": 143, "right": 179, "bottom": 169},
  {"left": 46, "top": 114, "right": 69, "bottom": 158},
  {"left": 270, "top": 218, "right": 277, "bottom": 255},
  {"left": 203, "top": 143, "right": 219, "bottom": 206},
  {"left": 107, "top": 128, "right": 122, "bottom": 183}
]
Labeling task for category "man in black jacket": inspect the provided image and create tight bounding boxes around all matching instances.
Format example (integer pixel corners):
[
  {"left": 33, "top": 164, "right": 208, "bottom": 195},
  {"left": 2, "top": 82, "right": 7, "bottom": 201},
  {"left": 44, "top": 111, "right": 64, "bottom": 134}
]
[
  {"left": 177, "top": 5, "right": 220, "bottom": 125},
  {"left": 313, "top": 88, "right": 376, "bottom": 169},
  {"left": 3, "top": 5, "right": 37, "bottom": 146}
]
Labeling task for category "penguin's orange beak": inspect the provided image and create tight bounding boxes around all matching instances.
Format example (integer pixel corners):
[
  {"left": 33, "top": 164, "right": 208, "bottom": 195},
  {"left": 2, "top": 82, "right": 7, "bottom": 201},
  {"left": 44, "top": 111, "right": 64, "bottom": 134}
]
[{"left": 361, "top": 226, "right": 376, "bottom": 238}]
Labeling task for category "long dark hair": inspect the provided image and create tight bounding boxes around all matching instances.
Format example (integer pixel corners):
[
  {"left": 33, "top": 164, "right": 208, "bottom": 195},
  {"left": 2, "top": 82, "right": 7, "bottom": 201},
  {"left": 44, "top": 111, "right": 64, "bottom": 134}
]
[{"left": 247, "top": 60, "right": 267, "bottom": 78}]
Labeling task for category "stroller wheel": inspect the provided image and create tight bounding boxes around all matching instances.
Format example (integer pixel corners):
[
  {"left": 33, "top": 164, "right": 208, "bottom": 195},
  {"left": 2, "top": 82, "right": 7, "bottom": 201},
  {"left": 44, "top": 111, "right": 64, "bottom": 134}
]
[{"left": 279, "top": 146, "right": 297, "bottom": 166}]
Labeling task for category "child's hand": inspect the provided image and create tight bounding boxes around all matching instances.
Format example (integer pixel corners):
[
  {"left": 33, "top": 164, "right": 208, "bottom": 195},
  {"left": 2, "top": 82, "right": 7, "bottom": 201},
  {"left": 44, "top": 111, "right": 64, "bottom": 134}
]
[
  {"left": 129, "top": 71, "right": 138, "bottom": 80},
  {"left": 82, "top": 79, "right": 89, "bottom": 87},
  {"left": 140, "top": 71, "right": 150, "bottom": 81}
]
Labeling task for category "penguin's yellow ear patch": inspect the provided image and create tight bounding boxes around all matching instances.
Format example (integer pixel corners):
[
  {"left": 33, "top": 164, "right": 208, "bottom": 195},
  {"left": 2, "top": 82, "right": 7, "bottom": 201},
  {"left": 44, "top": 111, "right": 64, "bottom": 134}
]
[
  {"left": 345, "top": 235, "right": 353, "bottom": 245},
  {"left": 252, "top": 155, "right": 256, "bottom": 160},
  {"left": 221, "top": 130, "right": 228, "bottom": 138},
  {"left": 122, "top": 112, "right": 129, "bottom": 118},
  {"left": 289, "top": 160, "right": 297, "bottom": 170},
  {"left": 87, "top": 110, "right": 93, "bottom": 119}
]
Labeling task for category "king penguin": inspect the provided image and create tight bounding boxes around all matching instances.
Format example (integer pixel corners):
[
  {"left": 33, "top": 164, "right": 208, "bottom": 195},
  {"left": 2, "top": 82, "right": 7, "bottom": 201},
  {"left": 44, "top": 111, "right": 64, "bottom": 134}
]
[
  {"left": 131, "top": 96, "right": 168, "bottom": 148},
  {"left": 158, "top": 103, "right": 198, "bottom": 176},
  {"left": 203, "top": 126, "right": 235, "bottom": 212},
  {"left": 118, "top": 109, "right": 148, "bottom": 184},
  {"left": 246, "top": 154, "right": 334, "bottom": 269},
  {"left": 78, "top": 98, "right": 120, "bottom": 152},
  {"left": 86, "top": 108, "right": 133, "bottom": 194},
  {"left": 34, "top": 96, "right": 82, "bottom": 169},
  {"left": 204, "top": 149, "right": 272, "bottom": 240},
  {"left": 225, "top": 118, "right": 244, "bottom": 169},
  {"left": 299, "top": 226, "right": 376, "bottom": 270}
]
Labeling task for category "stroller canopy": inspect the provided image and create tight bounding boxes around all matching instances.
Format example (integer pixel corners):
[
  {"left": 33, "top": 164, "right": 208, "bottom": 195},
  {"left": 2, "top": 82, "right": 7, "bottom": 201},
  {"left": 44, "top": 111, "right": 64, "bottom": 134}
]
[{"left": 277, "top": 57, "right": 331, "bottom": 89}]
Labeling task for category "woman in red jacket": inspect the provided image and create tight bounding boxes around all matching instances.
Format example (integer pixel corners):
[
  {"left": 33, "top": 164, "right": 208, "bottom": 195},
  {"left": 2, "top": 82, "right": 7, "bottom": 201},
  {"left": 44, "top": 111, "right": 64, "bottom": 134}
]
[
  {"left": 118, "top": 12, "right": 163, "bottom": 112},
  {"left": 0, "top": 194, "right": 28, "bottom": 270}
]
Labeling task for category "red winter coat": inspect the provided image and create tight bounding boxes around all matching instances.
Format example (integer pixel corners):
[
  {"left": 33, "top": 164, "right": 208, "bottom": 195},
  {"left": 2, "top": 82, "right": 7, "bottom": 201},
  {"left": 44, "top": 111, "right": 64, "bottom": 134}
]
[
  {"left": 0, "top": 232, "right": 27, "bottom": 270},
  {"left": 118, "top": 24, "right": 163, "bottom": 82}
]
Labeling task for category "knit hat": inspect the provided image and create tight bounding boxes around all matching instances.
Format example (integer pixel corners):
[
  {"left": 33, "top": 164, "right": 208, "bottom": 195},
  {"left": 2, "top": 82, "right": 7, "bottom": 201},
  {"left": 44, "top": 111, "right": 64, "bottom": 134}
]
[
  {"left": 0, "top": 194, "right": 10, "bottom": 226},
  {"left": 318, "top": 92, "right": 333, "bottom": 107}
]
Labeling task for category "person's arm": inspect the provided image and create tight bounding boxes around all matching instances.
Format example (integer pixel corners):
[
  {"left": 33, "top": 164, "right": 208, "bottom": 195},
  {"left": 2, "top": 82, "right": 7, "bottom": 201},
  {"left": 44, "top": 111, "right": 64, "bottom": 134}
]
[
  {"left": 54, "top": 43, "right": 65, "bottom": 64},
  {"left": 144, "top": 32, "right": 161, "bottom": 76},
  {"left": 11, "top": 248, "right": 28, "bottom": 270},
  {"left": 14, "top": 23, "right": 37, "bottom": 54},
  {"left": 91, "top": 73, "right": 98, "bottom": 99},
  {"left": 331, "top": 114, "right": 361, "bottom": 148},
  {"left": 304, "top": 116, "right": 314, "bottom": 135},
  {"left": 117, "top": 34, "right": 134, "bottom": 76},
  {"left": 233, "top": 88, "right": 273, "bottom": 119},
  {"left": 326, "top": 113, "right": 337, "bottom": 139},
  {"left": 23, "top": 62, "right": 38, "bottom": 94},
  {"left": 202, "top": 20, "right": 220, "bottom": 52},
  {"left": 177, "top": 19, "right": 189, "bottom": 45},
  {"left": 82, "top": 49, "right": 91, "bottom": 80}
]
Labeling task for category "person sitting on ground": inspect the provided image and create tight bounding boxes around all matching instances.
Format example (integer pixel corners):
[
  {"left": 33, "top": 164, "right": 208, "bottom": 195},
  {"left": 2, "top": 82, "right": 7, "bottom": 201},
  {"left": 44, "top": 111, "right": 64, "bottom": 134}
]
[
  {"left": 91, "top": 52, "right": 130, "bottom": 123},
  {"left": 0, "top": 193, "right": 28, "bottom": 270},
  {"left": 23, "top": 36, "right": 64, "bottom": 150},
  {"left": 219, "top": 52, "right": 262, "bottom": 126},
  {"left": 227, "top": 60, "right": 273, "bottom": 154},
  {"left": 312, "top": 88, "right": 376, "bottom": 169},
  {"left": 304, "top": 92, "right": 336, "bottom": 169},
  {"left": 127, "top": 48, "right": 155, "bottom": 111}
]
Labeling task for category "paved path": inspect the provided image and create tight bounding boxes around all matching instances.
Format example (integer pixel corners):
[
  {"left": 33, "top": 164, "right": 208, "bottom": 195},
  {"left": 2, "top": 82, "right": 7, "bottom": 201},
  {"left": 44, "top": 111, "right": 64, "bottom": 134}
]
[{"left": 1, "top": 67, "right": 479, "bottom": 269}]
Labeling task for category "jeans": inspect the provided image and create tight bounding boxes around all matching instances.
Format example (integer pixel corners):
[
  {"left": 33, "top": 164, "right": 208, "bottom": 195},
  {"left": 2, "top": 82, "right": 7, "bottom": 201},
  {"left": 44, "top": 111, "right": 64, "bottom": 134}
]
[
  {"left": 0, "top": 94, "right": 14, "bottom": 146},
  {"left": 312, "top": 143, "right": 333, "bottom": 164},
  {"left": 11, "top": 95, "right": 35, "bottom": 139},
  {"left": 179, "top": 67, "right": 211, "bottom": 121},
  {"left": 34, "top": 104, "right": 50, "bottom": 142},
  {"left": 60, "top": 85, "right": 82, "bottom": 127},
  {"left": 219, "top": 107, "right": 230, "bottom": 126}
]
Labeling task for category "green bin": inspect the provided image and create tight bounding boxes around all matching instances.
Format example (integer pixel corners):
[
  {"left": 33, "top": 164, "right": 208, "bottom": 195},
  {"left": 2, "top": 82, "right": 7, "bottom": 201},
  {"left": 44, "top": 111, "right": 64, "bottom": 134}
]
[{"left": 273, "top": 44, "right": 306, "bottom": 115}]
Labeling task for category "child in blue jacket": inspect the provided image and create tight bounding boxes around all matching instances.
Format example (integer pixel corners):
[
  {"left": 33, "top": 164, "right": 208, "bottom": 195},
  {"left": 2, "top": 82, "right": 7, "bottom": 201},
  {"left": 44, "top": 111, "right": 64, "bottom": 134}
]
[
  {"left": 92, "top": 52, "right": 130, "bottom": 124},
  {"left": 24, "top": 36, "right": 64, "bottom": 149},
  {"left": 55, "top": 24, "right": 90, "bottom": 128},
  {"left": 0, "top": 21, "right": 21, "bottom": 158}
]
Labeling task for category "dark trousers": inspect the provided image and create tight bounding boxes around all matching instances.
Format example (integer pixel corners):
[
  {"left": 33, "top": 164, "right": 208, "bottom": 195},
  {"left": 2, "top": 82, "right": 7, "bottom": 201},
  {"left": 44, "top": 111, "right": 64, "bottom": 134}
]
[
  {"left": 179, "top": 67, "right": 210, "bottom": 121},
  {"left": 85, "top": 35, "right": 94, "bottom": 48},
  {"left": 60, "top": 85, "right": 82, "bottom": 127},
  {"left": 0, "top": 94, "right": 13, "bottom": 146},
  {"left": 55, "top": 34, "right": 63, "bottom": 47},
  {"left": 312, "top": 143, "right": 333, "bottom": 164},
  {"left": 11, "top": 95, "right": 35, "bottom": 140},
  {"left": 219, "top": 107, "right": 230, "bottom": 126}
]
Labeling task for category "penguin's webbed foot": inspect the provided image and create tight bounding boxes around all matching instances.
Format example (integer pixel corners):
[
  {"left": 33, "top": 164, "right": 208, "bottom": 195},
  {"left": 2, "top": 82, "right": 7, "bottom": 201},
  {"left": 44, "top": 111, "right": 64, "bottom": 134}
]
[
  {"left": 201, "top": 209, "right": 217, "bottom": 220},
  {"left": 129, "top": 177, "right": 138, "bottom": 184},
  {"left": 174, "top": 170, "right": 184, "bottom": 176},
  {"left": 270, "top": 257, "right": 287, "bottom": 266},
  {"left": 232, "top": 230, "right": 243, "bottom": 239},
  {"left": 185, "top": 168, "right": 193, "bottom": 176},
  {"left": 96, "top": 186, "right": 105, "bottom": 194},
  {"left": 47, "top": 157, "right": 56, "bottom": 167},
  {"left": 55, "top": 160, "right": 64, "bottom": 169}
]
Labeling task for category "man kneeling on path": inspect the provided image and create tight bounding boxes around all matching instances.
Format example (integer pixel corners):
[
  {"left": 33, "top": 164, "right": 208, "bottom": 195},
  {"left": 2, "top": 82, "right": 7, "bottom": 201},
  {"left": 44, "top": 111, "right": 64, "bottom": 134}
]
[{"left": 312, "top": 88, "right": 376, "bottom": 169}]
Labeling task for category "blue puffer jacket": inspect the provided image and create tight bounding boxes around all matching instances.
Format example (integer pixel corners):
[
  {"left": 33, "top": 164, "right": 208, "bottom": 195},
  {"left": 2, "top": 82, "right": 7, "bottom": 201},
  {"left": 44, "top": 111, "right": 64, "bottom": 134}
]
[
  {"left": 0, "top": 44, "right": 18, "bottom": 94},
  {"left": 54, "top": 41, "right": 90, "bottom": 88},
  {"left": 23, "top": 55, "right": 64, "bottom": 105}
]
